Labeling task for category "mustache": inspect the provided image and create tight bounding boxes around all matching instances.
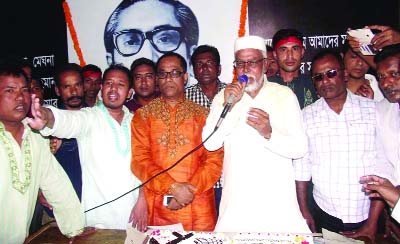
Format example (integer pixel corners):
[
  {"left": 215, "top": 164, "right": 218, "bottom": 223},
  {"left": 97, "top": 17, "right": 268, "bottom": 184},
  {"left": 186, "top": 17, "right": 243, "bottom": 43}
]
[
  {"left": 383, "top": 87, "right": 400, "bottom": 93},
  {"left": 66, "top": 96, "right": 83, "bottom": 102},
  {"left": 245, "top": 73, "right": 256, "bottom": 81}
]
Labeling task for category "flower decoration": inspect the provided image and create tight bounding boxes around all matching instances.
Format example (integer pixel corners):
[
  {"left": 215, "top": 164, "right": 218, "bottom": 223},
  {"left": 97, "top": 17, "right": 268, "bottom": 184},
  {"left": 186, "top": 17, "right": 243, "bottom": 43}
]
[{"left": 62, "top": 1, "right": 86, "bottom": 66}]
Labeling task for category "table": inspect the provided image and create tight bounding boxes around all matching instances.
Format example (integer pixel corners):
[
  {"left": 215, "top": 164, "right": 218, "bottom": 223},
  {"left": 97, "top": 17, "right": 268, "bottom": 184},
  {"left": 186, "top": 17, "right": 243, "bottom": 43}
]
[
  {"left": 26, "top": 224, "right": 126, "bottom": 244},
  {"left": 25, "top": 224, "right": 399, "bottom": 244}
]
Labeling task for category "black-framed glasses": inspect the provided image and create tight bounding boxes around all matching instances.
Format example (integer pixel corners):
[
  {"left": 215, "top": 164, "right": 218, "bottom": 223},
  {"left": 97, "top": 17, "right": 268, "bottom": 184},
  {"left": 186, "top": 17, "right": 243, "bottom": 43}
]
[
  {"left": 157, "top": 70, "right": 184, "bottom": 79},
  {"left": 233, "top": 58, "right": 265, "bottom": 68},
  {"left": 113, "top": 27, "right": 184, "bottom": 56},
  {"left": 312, "top": 69, "right": 341, "bottom": 82}
]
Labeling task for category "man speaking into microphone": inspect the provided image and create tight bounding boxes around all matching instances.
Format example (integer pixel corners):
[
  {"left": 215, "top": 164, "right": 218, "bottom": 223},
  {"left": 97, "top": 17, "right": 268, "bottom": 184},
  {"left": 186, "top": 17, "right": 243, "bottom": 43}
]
[{"left": 202, "top": 35, "right": 310, "bottom": 233}]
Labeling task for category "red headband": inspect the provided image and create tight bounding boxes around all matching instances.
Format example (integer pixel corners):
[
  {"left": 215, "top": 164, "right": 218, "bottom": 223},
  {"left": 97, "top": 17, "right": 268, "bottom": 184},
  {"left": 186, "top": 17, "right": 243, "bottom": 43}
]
[
  {"left": 83, "top": 71, "right": 102, "bottom": 78},
  {"left": 274, "top": 36, "right": 303, "bottom": 50}
]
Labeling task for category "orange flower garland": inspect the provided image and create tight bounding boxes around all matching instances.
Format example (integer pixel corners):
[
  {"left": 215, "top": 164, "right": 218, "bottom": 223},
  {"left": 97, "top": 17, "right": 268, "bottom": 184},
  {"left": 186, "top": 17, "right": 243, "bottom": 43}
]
[
  {"left": 62, "top": 1, "right": 86, "bottom": 67},
  {"left": 232, "top": 0, "right": 248, "bottom": 83},
  {"left": 62, "top": 0, "right": 246, "bottom": 76},
  {"left": 238, "top": 0, "right": 248, "bottom": 37}
]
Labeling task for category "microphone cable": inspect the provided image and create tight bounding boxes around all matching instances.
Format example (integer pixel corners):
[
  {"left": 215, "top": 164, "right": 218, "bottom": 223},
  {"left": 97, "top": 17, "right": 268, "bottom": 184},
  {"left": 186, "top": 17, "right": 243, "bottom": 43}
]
[{"left": 84, "top": 128, "right": 218, "bottom": 213}]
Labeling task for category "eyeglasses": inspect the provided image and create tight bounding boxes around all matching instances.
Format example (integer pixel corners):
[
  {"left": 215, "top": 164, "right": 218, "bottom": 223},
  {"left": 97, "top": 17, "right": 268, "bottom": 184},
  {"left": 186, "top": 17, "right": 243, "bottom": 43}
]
[
  {"left": 233, "top": 58, "right": 265, "bottom": 68},
  {"left": 194, "top": 60, "right": 217, "bottom": 68},
  {"left": 157, "top": 70, "right": 184, "bottom": 79},
  {"left": 113, "top": 27, "right": 184, "bottom": 56},
  {"left": 311, "top": 69, "right": 341, "bottom": 82},
  {"left": 376, "top": 71, "right": 400, "bottom": 81},
  {"left": 134, "top": 73, "right": 155, "bottom": 81}
]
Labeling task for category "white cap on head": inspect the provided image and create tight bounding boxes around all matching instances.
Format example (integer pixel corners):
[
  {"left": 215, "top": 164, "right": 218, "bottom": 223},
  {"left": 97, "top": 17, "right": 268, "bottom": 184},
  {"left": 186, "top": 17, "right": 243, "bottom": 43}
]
[{"left": 234, "top": 35, "right": 267, "bottom": 58}]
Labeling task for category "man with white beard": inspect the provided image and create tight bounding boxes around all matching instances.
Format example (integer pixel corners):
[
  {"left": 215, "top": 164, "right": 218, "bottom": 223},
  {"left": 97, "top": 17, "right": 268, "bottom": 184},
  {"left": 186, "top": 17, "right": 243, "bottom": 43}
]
[{"left": 202, "top": 35, "right": 310, "bottom": 233}]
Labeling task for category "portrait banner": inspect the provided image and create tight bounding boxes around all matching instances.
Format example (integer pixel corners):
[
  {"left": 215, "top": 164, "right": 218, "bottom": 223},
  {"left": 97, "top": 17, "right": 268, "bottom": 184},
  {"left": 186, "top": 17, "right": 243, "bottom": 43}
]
[{"left": 66, "top": 0, "right": 244, "bottom": 85}]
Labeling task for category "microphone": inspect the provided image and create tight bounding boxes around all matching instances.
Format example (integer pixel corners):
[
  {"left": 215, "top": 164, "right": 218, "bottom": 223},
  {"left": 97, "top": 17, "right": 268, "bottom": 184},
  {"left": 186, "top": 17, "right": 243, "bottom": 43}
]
[{"left": 214, "top": 74, "right": 248, "bottom": 130}]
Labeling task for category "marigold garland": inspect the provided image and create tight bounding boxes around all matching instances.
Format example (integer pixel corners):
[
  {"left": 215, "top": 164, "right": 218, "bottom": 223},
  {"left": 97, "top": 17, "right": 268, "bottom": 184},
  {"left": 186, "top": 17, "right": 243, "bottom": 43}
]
[
  {"left": 232, "top": 0, "right": 248, "bottom": 83},
  {"left": 238, "top": 0, "right": 248, "bottom": 37},
  {"left": 63, "top": 1, "right": 86, "bottom": 67},
  {"left": 62, "top": 0, "right": 246, "bottom": 78}
]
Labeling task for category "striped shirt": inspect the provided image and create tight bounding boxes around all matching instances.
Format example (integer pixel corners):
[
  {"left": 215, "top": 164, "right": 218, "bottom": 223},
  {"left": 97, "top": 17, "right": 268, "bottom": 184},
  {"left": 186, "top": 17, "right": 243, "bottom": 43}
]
[{"left": 294, "top": 91, "right": 391, "bottom": 223}]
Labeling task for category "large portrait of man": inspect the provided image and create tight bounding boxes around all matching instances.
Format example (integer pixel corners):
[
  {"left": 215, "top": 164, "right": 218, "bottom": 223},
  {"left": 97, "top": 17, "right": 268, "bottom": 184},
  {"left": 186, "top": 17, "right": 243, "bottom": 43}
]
[
  {"left": 104, "top": 0, "right": 199, "bottom": 85},
  {"left": 66, "top": 0, "right": 242, "bottom": 85}
]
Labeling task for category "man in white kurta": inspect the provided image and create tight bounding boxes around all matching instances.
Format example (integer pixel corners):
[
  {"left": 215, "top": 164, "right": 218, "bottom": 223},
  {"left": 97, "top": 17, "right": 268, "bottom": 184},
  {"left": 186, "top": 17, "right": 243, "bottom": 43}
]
[
  {"left": 0, "top": 122, "right": 85, "bottom": 243},
  {"left": 31, "top": 65, "right": 146, "bottom": 230},
  {"left": 0, "top": 66, "right": 84, "bottom": 244},
  {"left": 202, "top": 36, "right": 310, "bottom": 233},
  {"left": 40, "top": 103, "right": 139, "bottom": 229}
]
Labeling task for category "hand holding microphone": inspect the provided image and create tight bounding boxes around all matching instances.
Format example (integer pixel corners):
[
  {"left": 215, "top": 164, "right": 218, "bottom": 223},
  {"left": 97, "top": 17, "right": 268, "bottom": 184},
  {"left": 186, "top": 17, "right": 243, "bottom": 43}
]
[
  {"left": 214, "top": 75, "right": 248, "bottom": 130},
  {"left": 223, "top": 75, "right": 248, "bottom": 107}
]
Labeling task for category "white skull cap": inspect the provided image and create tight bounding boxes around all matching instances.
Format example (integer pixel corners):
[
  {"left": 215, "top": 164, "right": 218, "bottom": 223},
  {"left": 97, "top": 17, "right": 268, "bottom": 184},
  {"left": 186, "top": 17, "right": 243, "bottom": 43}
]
[{"left": 234, "top": 35, "right": 267, "bottom": 57}]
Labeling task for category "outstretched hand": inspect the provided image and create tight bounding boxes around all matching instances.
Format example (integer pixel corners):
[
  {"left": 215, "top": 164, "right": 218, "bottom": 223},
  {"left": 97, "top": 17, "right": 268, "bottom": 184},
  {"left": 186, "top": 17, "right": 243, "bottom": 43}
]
[{"left": 26, "top": 94, "right": 52, "bottom": 130}]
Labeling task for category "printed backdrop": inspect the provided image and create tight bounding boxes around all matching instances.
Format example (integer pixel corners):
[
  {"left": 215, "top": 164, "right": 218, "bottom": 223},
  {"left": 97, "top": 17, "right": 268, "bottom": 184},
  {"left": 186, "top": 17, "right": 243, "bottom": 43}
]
[
  {"left": 0, "top": 0, "right": 398, "bottom": 102},
  {"left": 66, "top": 0, "right": 244, "bottom": 85}
]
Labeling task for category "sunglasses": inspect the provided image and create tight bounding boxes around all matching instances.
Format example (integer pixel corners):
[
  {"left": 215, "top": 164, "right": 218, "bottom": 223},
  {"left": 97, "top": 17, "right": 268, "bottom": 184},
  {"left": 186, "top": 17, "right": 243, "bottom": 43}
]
[{"left": 311, "top": 69, "right": 341, "bottom": 82}]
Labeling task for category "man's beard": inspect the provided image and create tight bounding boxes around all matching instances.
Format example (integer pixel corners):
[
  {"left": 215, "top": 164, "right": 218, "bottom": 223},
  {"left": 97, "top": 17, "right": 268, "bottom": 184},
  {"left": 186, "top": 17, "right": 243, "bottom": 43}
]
[{"left": 245, "top": 73, "right": 264, "bottom": 93}]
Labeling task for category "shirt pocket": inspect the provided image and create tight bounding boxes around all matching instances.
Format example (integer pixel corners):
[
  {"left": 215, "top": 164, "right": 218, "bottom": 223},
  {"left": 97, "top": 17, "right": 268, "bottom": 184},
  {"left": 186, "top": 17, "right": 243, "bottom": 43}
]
[
  {"left": 347, "top": 120, "right": 375, "bottom": 152},
  {"left": 348, "top": 119, "right": 376, "bottom": 170}
]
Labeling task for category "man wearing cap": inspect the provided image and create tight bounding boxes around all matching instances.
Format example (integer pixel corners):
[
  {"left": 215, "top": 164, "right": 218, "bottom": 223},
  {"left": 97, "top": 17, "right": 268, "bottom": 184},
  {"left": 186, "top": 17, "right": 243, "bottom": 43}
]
[
  {"left": 202, "top": 35, "right": 310, "bottom": 233},
  {"left": 269, "top": 29, "right": 317, "bottom": 108}
]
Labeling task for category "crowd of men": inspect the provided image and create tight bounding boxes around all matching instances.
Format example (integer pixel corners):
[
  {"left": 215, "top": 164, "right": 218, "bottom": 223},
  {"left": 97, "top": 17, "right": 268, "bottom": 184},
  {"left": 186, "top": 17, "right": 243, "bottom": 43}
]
[{"left": 2, "top": 23, "right": 400, "bottom": 243}]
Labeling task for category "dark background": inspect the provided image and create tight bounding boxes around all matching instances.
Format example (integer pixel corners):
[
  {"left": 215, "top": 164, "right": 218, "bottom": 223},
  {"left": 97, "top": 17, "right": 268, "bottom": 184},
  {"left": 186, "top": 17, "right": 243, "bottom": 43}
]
[
  {"left": 249, "top": 0, "right": 400, "bottom": 74},
  {"left": 0, "top": 0, "right": 67, "bottom": 103}
]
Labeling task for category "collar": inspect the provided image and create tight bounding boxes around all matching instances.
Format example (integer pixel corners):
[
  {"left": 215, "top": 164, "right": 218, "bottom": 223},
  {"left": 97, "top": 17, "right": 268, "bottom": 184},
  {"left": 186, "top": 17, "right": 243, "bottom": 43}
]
[
  {"left": 0, "top": 120, "right": 30, "bottom": 140},
  {"left": 159, "top": 96, "right": 186, "bottom": 106},
  {"left": 195, "top": 79, "right": 224, "bottom": 88},
  {"left": 320, "top": 89, "right": 357, "bottom": 112}
]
